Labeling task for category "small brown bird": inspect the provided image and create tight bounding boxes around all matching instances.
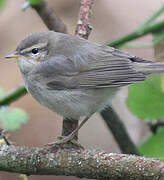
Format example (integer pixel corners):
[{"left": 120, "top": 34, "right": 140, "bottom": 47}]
[{"left": 5, "top": 31, "right": 164, "bottom": 145}]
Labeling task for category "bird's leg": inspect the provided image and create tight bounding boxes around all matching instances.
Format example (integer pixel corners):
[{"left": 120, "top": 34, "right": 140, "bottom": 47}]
[
  {"left": 62, "top": 118, "right": 79, "bottom": 141},
  {"left": 46, "top": 115, "right": 92, "bottom": 146}
]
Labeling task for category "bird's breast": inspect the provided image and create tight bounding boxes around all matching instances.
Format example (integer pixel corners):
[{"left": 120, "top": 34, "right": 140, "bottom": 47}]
[{"left": 23, "top": 75, "right": 118, "bottom": 119}]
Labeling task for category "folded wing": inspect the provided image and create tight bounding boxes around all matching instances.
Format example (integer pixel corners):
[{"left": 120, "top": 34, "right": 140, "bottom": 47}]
[{"left": 32, "top": 45, "right": 146, "bottom": 90}]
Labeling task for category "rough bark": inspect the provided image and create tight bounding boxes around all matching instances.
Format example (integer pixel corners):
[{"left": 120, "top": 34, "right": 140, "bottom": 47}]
[
  {"left": 0, "top": 144, "right": 163, "bottom": 180},
  {"left": 75, "top": 0, "right": 94, "bottom": 39}
]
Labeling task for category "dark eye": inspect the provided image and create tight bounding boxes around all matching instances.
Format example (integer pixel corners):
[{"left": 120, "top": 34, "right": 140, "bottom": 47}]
[{"left": 32, "top": 48, "right": 39, "bottom": 54}]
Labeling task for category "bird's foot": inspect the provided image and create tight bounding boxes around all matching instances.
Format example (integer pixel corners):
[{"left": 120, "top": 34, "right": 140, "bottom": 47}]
[{"left": 45, "top": 135, "right": 84, "bottom": 149}]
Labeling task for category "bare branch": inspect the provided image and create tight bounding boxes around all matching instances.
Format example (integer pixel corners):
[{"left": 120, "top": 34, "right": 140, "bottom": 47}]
[
  {"left": 0, "top": 144, "right": 163, "bottom": 179},
  {"left": 75, "top": 0, "right": 94, "bottom": 39},
  {"left": 32, "top": 1, "right": 67, "bottom": 33}
]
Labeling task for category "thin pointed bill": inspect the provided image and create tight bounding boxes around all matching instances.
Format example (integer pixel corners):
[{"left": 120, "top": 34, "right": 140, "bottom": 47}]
[{"left": 5, "top": 52, "right": 20, "bottom": 59}]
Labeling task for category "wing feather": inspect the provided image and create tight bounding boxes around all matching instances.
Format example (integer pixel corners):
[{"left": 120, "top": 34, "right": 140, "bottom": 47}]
[{"left": 32, "top": 44, "right": 146, "bottom": 90}]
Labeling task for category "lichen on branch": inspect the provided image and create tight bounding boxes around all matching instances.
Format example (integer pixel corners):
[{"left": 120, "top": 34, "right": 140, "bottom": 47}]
[
  {"left": 0, "top": 144, "right": 163, "bottom": 179},
  {"left": 75, "top": 0, "right": 94, "bottom": 39}
]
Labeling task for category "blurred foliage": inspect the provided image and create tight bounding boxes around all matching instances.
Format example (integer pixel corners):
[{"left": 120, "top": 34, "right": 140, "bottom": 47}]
[
  {"left": 0, "top": 88, "right": 28, "bottom": 131},
  {"left": 127, "top": 27, "right": 164, "bottom": 119},
  {"left": 26, "top": 0, "right": 43, "bottom": 5},
  {"left": 20, "top": 174, "right": 28, "bottom": 180},
  {"left": 0, "top": 138, "right": 5, "bottom": 144},
  {"left": 122, "top": 42, "right": 153, "bottom": 48},
  {"left": 0, "top": 0, "right": 5, "bottom": 9},
  {"left": 126, "top": 8, "right": 164, "bottom": 119},
  {"left": 127, "top": 24, "right": 164, "bottom": 159},
  {"left": 0, "top": 88, "right": 4, "bottom": 99},
  {"left": 22, "top": 0, "right": 43, "bottom": 10},
  {"left": 0, "top": 92, "right": 6, "bottom": 143},
  {"left": 153, "top": 29, "right": 164, "bottom": 46},
  {"left": 139, "top": 128, "right": 164, "bottom": 159},
  {"left": 127, "top": 75, "right": 164, "bottom": 119},
  {"left": 0, "top": 107, "right": 28, "bottom": 131},
  {"left": 160, "top": 157, "right": 164, "bottom": 162},
  {"left": 154, "top": 29, "right": 164, "bottom": 61}
]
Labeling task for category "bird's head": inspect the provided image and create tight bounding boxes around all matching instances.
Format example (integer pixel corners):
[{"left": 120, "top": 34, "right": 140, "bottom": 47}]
[{"left": 5, "top": 31, "right": 59, "bottom": 74}]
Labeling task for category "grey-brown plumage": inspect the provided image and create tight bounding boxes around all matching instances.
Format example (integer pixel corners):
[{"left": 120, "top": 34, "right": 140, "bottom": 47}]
[
  {"left": 9, "top": 31, "right": 164, "bottom": 118},
  {"left": 16, "top": 31, "right": 146, "bottom": 89},
  {"left": 5, "top": 31, "right": 164, "bottom": 144}
]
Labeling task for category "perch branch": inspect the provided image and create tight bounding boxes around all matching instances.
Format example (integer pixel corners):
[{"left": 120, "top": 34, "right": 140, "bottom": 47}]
[
  {"left": 0, "top": 144, "right": 163, "bottom": 180},
  {"left": 31, "top": 1, "right": 67, "bottom": 33}
]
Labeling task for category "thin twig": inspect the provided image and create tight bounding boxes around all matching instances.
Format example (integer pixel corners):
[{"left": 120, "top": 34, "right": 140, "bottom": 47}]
[
  {"left": 32, "top": 1, "right": 67, "bottom": 33},
  {"left": 0, "top": 144, "right": 163, "bottom": 179},
  {"left": 0, "top": 85, "right": 27, "bottom": 106},
  {"left": 108, "top": 20, "right": 164, "bottom": 48},
  {"left": 75, "top": 0, "right": 94, "bottom": 39},
  {"left": 137, "top": 5, "right": 164, "bottom": 30}
]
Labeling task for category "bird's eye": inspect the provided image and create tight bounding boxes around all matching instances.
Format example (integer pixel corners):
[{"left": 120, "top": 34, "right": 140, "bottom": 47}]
[{"left": 32, "top": 48, "right": 39, "bottom": 54}]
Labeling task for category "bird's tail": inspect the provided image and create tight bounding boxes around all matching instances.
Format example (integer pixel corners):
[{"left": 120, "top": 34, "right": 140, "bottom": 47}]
[{"left": 133, "top": 62, "right": 164, "bottom": 75}]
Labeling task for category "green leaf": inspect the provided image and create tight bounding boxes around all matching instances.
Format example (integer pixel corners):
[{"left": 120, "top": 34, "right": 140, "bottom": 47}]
[
  {"left": 139, "top": 128, "right": 164, "bottom": 159},
  {"left": 26, "top": 0, "right": 42, "bottom": 5},
  {"left": 0, "top": 88, "right": 4, "bottom": 99},
  {"left": 126, "top": 75, "right": 164, "bottom": 119},
  {"left": 0, "top": 107, "right": 28, "bottom": 131}
]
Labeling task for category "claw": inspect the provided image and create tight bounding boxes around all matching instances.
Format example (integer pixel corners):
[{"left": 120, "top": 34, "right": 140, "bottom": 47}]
[
  {"left": 45, "top": 115, "right": 92, "bottom": 149},
  {"left": 45, "top": 135, "right": 84, "bottom": 149}
]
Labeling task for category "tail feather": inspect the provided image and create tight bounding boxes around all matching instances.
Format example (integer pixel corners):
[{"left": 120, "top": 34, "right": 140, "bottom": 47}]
[{"left": 133, "top": 62, "right": 164, "bottom": 75}]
